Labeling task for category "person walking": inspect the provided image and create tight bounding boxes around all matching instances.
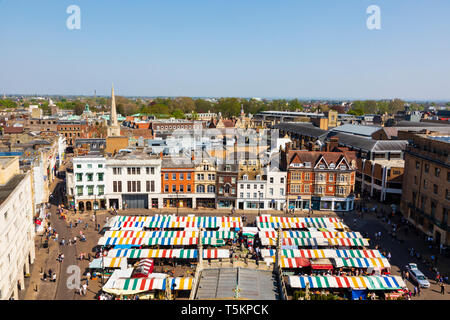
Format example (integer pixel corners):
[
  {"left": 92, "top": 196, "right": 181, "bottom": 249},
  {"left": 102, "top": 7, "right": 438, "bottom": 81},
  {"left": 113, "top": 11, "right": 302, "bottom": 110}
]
[
  {"left": 82, "top": 282, "right": 88, "bottom": 296},
  {"left": 413, "top": 286, "right": 417, "bottom": 296},
  {"left": 417, "top": 285, "right": 421, "bottom": 297},
  {"left": 440, "top": 283, "right": 445, "bottom": 295}
]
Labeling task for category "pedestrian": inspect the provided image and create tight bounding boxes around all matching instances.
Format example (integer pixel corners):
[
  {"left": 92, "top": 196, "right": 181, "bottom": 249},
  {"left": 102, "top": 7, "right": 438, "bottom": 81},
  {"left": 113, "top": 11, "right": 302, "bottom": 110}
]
[
  {"left": 417, "top": 285, "right": 421, "bottom": 296},
  {"left": 413, "top": 286, "right": 417, "bottom": 296},
  {"left": 82, "top": 283, "right": 87, "bottom": 295},
  {"left": 69, "top": 221, "right": 72, "bottom": 228},
  {"left": 440, "top": 283, "right": 445, "bottom": 295},
  {"left": 51, "top": 273, "right": 56, "bottom": 282},
  {"left": 387, "top": 252, "right": 391, "bottom": 260},
  {"left": 61, "top": 238, "right": 65, "bottom": 246}
]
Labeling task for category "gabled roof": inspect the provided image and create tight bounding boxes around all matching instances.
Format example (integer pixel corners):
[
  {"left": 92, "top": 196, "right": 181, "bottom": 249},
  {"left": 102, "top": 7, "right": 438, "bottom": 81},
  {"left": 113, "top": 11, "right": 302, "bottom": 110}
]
[{"left": 287, "top": 150, "right": 356, "bottom": 169}]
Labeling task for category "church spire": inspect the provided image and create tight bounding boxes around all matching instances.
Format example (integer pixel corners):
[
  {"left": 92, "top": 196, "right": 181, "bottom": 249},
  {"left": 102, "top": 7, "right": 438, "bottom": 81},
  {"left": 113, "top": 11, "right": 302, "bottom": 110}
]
[{"left": 111, "top": 83, "right": 118, "bottom": 126}]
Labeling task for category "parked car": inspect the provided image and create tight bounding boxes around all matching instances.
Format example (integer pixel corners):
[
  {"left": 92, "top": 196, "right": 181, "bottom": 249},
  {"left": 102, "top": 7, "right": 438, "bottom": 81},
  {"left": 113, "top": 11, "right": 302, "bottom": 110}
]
[{"left": 406, "top": 263, "right": 430, "bottom": 288}]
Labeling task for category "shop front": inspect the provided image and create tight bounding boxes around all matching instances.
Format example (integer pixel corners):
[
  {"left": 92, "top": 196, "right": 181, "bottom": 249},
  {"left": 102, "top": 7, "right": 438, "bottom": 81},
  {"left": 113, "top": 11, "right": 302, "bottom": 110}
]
[
  {"left": 196, "top": 198, "right": 216, "bottom": 209},
  {"left": 288, "top": 196, "right": 310, "bottom": 212},
  {"left": 217, "top": 198, "right": 236, "bottom": 209},
  {"left": 163, "top": 194, "right": 193, "bottom": 208}
]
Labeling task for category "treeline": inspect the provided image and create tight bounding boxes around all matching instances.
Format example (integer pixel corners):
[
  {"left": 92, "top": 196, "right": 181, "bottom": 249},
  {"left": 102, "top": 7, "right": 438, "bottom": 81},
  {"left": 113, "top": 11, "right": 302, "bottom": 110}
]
[{"left": 347, "top": 99, "right": 424, "bottom": 116}]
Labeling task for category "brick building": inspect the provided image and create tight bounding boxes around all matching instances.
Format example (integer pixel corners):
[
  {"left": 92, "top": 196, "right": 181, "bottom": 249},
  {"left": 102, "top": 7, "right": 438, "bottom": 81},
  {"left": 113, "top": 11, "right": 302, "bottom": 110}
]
[{"left": 286, "top": 149, "right": 357, "bottom": 212}]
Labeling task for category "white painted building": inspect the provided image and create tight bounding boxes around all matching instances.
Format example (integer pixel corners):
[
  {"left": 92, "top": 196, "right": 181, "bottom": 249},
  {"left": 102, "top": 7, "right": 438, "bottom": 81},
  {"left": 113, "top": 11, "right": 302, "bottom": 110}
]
[
  {"left": 72, "top": 155, "right": 107, "bottom": 211},
  {"left": 237, "top": 175, "right": 267, "bottom": 210},
  {"left": 0, "top": 157, "right": 35, "bottom": 300},
  {"left": 105, "top": 151, "right": 162, "bottom": 210},
  {"left": 265, "top": 167, "right": 287, "bottom": 211}
]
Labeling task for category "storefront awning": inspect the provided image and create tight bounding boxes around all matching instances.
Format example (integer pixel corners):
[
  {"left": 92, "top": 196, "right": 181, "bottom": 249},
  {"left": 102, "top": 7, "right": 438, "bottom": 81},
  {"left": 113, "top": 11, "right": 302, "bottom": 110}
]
[
  {"left": 310, "top": 258, "right": 333, "bottom": 270},
  {"left": 327, "top": 238, "right": 369, "bottom": 247}
]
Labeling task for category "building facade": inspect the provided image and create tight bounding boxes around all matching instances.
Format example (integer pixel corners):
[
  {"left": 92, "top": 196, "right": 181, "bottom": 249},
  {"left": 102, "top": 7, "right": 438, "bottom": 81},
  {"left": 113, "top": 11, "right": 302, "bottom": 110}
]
[
  {"left": 105, "top": 152, "right": 162, "bottom": 210},
  {"left": 400, "top": 134, "right": 450, "bottom": 245},
  {"left": 286, "top": 150, "right": 357, "bottom": 212},
  {"left": 0, "top": 157, "right": 35, "bottom": 300}
]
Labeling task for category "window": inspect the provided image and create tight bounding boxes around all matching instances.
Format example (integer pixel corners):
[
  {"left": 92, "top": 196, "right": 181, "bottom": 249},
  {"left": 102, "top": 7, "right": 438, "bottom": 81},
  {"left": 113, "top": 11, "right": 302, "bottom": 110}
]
[
  {"left": 270, "top": 177, "right": 274, "bottom": 183},
  {"left": 425, "top": 164, "right": 430, "bottom": 173},
  {"left": 208, "top": 185, "right": 215, "bottom": 193},
  {"left": 97, "top": 173, "right": 104, "bottom": 181},
  {"left": 240, "top": 193, "right": 244, "bottom": 198},
  {"left": 98, "top": 185, "right": 104, "bottom": 195},
  {"left": 165, "top": 173, "right": 169, "bottom": 180},
  {"left": 127, "top": 167, "right": 131, "bottom": 175},
  {"left": 132, "top": 167, "right": 136, "bottom": 175},
  {"left": 447, "top": 171, "right": 450, "bottom": 183},
  {"left": 179, "top": 185, "right": 184, "bottom": 192},
  {"left": 127, "top": 181, "right": 131, "bottom": 192},
  {"left": 76, "top": 173, "right": 82, "bottom": 182},
  {"left": 87, "top": 164, "right": 92, "bottom": 169},
  {"left": 187, "top": 173, "right": 191, "bottom": 180},
  {"left": 151, "top": 181, "right": 155, "bottom": 192},
  {"left": 118, "top": 181, "right": 122, "bottom": 192},
  {"left": 98, "top": 164, "right": 103, "bottom": 168},
  {"left": 269, "top": 188, "right": 274, "bottom": 196},
  {"left": 435, "top": 167, "right": 441, "bottom": 177},
  {"left": 305, "top": 173, "right": 310, "bottom": 180},
  {"left": 231, "top": 187, "right": 236, "bottom": 194},
  {"left": 197, "top": 185, "right": 205, "bottom": 193},
  {"left": 172, "top": 185, "right": 177, "bottom": 192},
  {"left": 446, "top": 189, "right": 450, "bottom": 201},
  {"left": 76, "top": 186, "right": 83, "bottom": 196},
  {"left": 414, "top": 176, "right": 417, "bottom": 184},
  {"left": 247, "top": 192, "right": 250, "bottom": 198},
  {"left": 423, "top": 179, "right": 428, "bottom": 189},
  {"left": 328, "top": 174, "right": 334, "bottom": 182},
  {"left": 247, "top": 184, "right": 250, "bottom": 189},
  {"left": 187, "top": 185, "right": 191, "bottom": 192},
  {"left": 165, "top": 185, "right": 169, "bottom": 192},
  {"left": 260, "top": 184, "right": 264, "bottom": 189},
  {"left": 151, "top": 167, "right": 155, "bottom": 174},
  {"left": 180, "top": 173, "right": 184, "bottom": 180},
  {"left": 254, "top": 184, "right": 257, "bottom": 189},
  {"left": 253, "top": 193, "right": 257, "bottom": 198},
  {"left": 305, "top": 184, "right": 310, "bottom": 193},
  {"left": 87, "top": 185, "right": 94, "bottom": 196},
  {"left": 416, "top": 161, "right": 420, "bottom": 170},
  {"left": 113, "top": 181, "right": 117, "bottom": 192},
  {"left": 76, "top": 164, "right": 81, "bottom": 169},
  {"left": 433, "top": 184, "right": 438, "bottom": 195},
  {"left": 136, "top": 181, "right": 141, "bottom": 192},
  {"left": 243, "top": 174, "right": 248, "bottom": 180},
  {"left": 231, "top": 177, "right": 236, "bottom": 184},
  {"left": 280, "top": 188, "right": 284, "bottom": 196},
  {"left": 87, "top": 173, "right": 93, "bottom": 182},
  {"left": 137, "top": 167, "right": 141, "bottom": 175},
  {"left": 280, "top": 177, "right": 284, "bottom": 184}
]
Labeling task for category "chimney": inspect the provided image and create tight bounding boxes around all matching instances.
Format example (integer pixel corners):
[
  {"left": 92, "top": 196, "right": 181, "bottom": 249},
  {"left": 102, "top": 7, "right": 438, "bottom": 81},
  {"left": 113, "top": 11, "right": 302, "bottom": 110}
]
[{"left": 328, "top": 137, "right": 339, "bottom": 152}]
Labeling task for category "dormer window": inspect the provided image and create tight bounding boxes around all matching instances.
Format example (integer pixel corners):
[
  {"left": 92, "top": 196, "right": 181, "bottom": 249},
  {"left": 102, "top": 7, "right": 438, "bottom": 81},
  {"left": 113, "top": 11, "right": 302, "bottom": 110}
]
[
  {"left": 319, "top": 164, "right": 325, "bottom": 169},
  {"left": 256, "top": 175, "right": 261, "bottom": 180},
  {"left": 304, "top": 162, "right": 311, "bottom": 168},
  {"left": 243, "top": 174, "right": 248, "bottom": 180},
  {"left": 340, "top": 165, "right": 347, "bottom": 170},
  {"left": 329, "top": 163, "right": 336, "bottom": 169}
]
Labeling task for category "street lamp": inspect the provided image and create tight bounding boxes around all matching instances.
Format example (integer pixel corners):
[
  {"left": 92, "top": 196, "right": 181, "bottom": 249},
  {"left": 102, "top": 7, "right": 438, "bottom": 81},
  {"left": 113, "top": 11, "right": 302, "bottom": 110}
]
[
  {"left": 176, "top": 190, "right": 179, "bottom": 216},
  {"left": 258, "top": 191, "right": 261, "bottom": 216}
]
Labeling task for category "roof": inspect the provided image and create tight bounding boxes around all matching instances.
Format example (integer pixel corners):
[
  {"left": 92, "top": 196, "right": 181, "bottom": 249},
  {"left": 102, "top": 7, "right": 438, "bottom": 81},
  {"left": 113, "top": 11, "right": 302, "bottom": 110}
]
[
  {"left": 0, "top": 174, "right": 26, "bottom": 207},
  {"left": 195, "top": 268, "right": 279, "bottom": 300},
  {"left": 331, "top": 124, "right": 381, "bottom": 137},
  {"left": 327, "top": 132, "right": 408, "bottom": 153},
  {"left": 273, "top": 123, "right": 328, "bottom": 140},
  {"left": 3, "top": 127, "right": 24, "bottom": 134},
  {"left": 287, "top": 150, "right": 356, "bottom": 168}
]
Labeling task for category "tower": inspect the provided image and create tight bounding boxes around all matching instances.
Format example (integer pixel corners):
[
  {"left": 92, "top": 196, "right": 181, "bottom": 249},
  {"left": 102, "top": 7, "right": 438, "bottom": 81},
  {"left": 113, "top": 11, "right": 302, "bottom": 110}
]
[{"left": 107, "top": 84, "right": 121, "bottom": 137}]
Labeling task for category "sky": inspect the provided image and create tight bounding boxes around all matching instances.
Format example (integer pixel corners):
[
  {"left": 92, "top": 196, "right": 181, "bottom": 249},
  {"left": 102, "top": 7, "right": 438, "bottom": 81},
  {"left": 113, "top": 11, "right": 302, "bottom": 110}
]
[{"left": 0, "top": 0, "right": 450, "bottom": 100}]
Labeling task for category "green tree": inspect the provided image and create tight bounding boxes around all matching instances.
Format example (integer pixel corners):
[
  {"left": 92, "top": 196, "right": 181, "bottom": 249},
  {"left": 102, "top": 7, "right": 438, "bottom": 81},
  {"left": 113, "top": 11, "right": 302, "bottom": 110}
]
[
  {"left": 170, "top": 108, "right": 185, "bottom": 119},
  {"left": 0, "top": 99, "right": 17, "bottom": 109}
]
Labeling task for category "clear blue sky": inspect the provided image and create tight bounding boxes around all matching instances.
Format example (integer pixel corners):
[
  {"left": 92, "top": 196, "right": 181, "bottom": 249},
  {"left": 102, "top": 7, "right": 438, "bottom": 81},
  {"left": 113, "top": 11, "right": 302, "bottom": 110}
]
[{"left": 1, "top": 0, "right": 450, "bottom": 100}]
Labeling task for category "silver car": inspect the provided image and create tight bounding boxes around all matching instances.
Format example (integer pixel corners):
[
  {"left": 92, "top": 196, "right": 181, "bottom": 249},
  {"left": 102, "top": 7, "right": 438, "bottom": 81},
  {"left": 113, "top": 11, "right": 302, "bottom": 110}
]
[{"left": 406, "top": 264, "right": 430, "bottom": 288}]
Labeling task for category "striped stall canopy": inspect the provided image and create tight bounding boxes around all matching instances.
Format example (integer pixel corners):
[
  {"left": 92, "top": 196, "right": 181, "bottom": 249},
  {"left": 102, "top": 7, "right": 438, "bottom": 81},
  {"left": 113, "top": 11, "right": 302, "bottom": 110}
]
[
  {"left": 260, "top": 237, "right": 330, "bottom": 247},
  {"left": 136, "top": 259, "right": 154, "bottom": 274},
  {"left": 203, "top": 249, "right": 229, "bottom": 259},
  {"left": 117, "top": 277, "right": 166, "bottom": 292},
  {"left": 170, "top": 277, "right": 193, "bottom": 290},
  {"left": 107, "top": 249, "right": 198, "bottom": 259},
  {"left": 109, "top": 221, "right": 146, "bottom": 229},
  {"left": 260, "top": 249, "right": 328, "bottom": 259},
  {"left": 327, "top": 238, "right": 369, "bottom": 247},
  {"left": 258, "top": 231, "right": 362, "bottom": 239},
  {"left": 276, "top": 257, "right": 311, "bottom": 268},
  {"left": 335, "top": 250, "right": 384, "bottom": 259},
  {"left": 288, "top": 276, "right": 406, "bottom": 290},
  {"left": 103, "top": 230, "right": 236, "bottom": 239},
  {"left": 333, "top": 258, "right": 391, "bottom": 269},
  {"left": 89, "top": 257, "right": 127, "bottom": 269},
  {"left": 260, "top": 249, "right": 383, "bottom": 259}
]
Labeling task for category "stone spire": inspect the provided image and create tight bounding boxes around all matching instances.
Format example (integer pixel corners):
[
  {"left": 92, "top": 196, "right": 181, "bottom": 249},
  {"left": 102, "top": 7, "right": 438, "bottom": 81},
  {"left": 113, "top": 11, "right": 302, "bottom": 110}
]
[
  {"left": 107, "top": 84, "right": 121, "bottom": 137},
  {"left": 111, "top": 84, "right": 118, "bottom": 127}
]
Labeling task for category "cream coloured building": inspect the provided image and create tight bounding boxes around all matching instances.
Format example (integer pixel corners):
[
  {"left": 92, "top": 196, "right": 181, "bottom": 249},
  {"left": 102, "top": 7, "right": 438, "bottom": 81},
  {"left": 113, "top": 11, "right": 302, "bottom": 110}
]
[{"left": 0, "top": 157, "right": 35, "bottom": 300}]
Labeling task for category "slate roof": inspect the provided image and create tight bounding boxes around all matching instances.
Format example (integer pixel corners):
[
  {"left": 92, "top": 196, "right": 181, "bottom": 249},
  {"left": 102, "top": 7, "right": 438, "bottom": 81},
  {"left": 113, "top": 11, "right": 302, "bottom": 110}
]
[
  {"left": 273, "top": 123, "right": 328, "bottom": 140},
  {"left": 326, "top": 132, "right": 408, "bottom": 153},
  {"left": 330, "top": 124, "right": 381, "bottom": 137}
]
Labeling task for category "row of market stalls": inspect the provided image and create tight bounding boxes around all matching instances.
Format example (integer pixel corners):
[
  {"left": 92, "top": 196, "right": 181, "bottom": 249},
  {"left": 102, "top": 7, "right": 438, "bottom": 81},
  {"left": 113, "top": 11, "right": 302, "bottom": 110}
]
[
  {"left": 255, "top": 215, "right": 407, "bottom": 299},
  {"left": 94, "top": 215, "right": 243, "bottom": 299}
]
